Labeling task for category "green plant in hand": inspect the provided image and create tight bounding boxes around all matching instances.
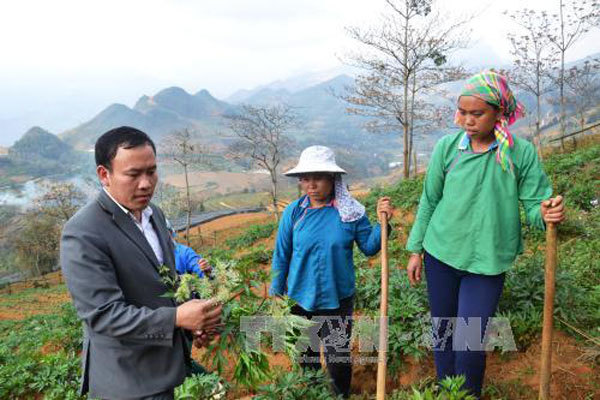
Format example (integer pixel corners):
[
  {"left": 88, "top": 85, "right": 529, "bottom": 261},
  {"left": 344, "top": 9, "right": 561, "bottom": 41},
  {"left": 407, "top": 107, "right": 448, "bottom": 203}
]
[
  {"left": 204, "top": 291, "right": 314, "bottom": 391},
  {"left": 160, "top": 258, "right": 313, "bottom": 392},
  {"left": 160, "top": 260, "right": 243, "bottom": 304}
]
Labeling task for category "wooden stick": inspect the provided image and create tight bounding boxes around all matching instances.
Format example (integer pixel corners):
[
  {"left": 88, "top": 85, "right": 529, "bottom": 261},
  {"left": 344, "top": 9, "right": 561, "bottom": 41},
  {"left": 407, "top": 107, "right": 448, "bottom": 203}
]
[
  {"left": 539, "top": 222, "right": 557, "bottom": 400},
  {"left": 555, "top": 316, "right": 600, "bottom": 347},
  {"left": 377, "top": 212, "right": 389, "bottom": 400}
]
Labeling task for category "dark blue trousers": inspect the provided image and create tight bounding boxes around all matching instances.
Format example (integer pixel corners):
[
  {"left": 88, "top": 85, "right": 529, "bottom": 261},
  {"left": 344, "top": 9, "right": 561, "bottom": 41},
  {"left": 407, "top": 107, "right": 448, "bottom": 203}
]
[{"left": 424, "top": 252, "right": 505, "bottom": 399}]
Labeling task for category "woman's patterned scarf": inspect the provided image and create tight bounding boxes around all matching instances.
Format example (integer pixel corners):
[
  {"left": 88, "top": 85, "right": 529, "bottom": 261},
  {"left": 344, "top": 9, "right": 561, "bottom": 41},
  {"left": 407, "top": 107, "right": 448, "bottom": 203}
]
[
  {"left": 456, "top": 71, "right": 525, "bottom": 172},
  {"left": 334, "top": 175, "right": 365, "bottom": 223}
]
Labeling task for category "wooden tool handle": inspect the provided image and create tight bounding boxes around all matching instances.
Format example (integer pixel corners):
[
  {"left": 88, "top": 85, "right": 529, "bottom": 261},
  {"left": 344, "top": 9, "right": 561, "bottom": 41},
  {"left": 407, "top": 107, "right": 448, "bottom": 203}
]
[
  {"left": 377, "top": 212, "right": 389, "bottom": 400},
  {"left": 539, "top": 222, "right": 557, "bottom": 400}
]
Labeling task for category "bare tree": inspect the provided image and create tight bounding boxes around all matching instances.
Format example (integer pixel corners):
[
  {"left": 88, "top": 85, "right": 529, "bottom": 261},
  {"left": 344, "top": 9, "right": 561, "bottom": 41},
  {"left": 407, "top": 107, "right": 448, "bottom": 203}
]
[
  {"left": 343, "top": 71, "right": 405, "bottom": 135},
  {"left": 343, "top": 0, "right": 470, "bottom": 178},
  {"left": 154, "top": 181, "right": 206, "bottom": 221},
  {"left": 564, "top": 60, "right": 600, "bottom": 145},
  {"left": 545, "top": 0, "right": 599, "bottom": 149},
  {"left": 407, "top": 68, "right": 468, "bottom": 175},
  {"left": 506, "top": 9, "right": 558, "bottom": 159},
  {"left": 409, "top": 98, "right": 455, "bottom": 175},
  {"left": 13, "top": 182, "right": 86, "bottom": 277},
  {"left": 224, "top": 104, "right": 296, "bottom": 221},
  {"left": 341, "top": 66, "right": 465, "bottom": 177},
  {"left": 162, "top": 128, "right": 209, "bottom": 245}
]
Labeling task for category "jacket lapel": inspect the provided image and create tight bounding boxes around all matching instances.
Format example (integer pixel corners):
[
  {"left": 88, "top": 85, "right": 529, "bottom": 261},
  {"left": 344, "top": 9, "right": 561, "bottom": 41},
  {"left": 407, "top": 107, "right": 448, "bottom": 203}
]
[{"left": 96, "top": 190, "right": 161, "bottom": 270}]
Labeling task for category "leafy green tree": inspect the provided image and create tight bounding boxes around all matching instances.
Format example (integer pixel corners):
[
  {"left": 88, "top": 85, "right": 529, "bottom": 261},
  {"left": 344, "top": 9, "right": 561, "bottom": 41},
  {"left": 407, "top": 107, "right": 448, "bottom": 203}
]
[{"left": 12, "top": 212, "right": 61, "bottom": 276}]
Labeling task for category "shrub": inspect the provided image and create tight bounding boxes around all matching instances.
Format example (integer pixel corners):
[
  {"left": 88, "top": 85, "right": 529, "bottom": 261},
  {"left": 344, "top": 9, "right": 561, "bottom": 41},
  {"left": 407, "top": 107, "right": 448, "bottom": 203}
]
[
  {"left": 226, "top": 222, "right": 277, "bottom": 249},
  {"left": 254, "top": 368, "right": 343, "bottom": 400}
]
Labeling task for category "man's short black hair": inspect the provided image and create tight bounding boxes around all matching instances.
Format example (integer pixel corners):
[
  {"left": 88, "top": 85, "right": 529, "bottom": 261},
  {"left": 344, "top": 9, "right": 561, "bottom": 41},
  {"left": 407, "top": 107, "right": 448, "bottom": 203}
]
[{"left": 95, "top": 126, "right": 156, "bottom": 170}]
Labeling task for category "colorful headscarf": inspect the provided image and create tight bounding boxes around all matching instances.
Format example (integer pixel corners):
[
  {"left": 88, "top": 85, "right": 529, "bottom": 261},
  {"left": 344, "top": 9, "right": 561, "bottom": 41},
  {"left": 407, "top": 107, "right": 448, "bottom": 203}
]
[{"left": 455, "top": 70, "right": 525, "bottom": 172}]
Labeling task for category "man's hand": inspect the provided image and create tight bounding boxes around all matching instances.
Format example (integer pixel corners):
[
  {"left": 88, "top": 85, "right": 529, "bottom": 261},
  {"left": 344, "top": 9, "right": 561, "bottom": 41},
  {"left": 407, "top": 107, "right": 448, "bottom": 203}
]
[
  {"left": 192, "top": 327, "right": 222, "bottom": 348},
  {"left": 406, "top": 253, "right": 423, "bottom": 287},
  {"left": 175, "top": 299, "right": 222, "bottom": 332},
  {"left": 541, "top": 195, "right": 565, "bottom": 224},
  {"left": 192, "top": 323, "right": 224, "bottom": 348},
  {"left": 193, "top": 331, "right": 210, "bottom": 348}
]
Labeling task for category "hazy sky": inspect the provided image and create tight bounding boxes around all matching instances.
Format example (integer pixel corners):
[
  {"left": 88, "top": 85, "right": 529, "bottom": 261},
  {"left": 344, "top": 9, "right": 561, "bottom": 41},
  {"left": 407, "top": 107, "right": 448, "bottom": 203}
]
[{"left": 1, "top": 0, "right": 599, "bottom": 145}]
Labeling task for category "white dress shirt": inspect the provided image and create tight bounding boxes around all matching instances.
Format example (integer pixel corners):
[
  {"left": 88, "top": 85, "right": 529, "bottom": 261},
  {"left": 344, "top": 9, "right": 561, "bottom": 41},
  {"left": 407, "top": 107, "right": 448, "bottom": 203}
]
[{"left": 103, "top": 188, "right": 164, "bottom": 265}]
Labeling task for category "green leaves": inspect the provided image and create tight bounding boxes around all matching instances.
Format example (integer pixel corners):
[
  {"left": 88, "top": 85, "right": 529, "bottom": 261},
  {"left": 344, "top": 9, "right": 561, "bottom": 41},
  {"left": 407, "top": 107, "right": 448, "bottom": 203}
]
[
  {"left": 233, "top": 351, "right": 272, "bottom": 390},
  {"left": 363, "top": 176, "right": 425, "bottom": 216},
  {"left": 355, "top": 264, "right": 430, "bottom": 372},
  {"left": 160, "top": 259, "right": 244, "bottom": 304},
  {"left": 254, "top": 368, "right": 343, "bottom": 400},
  {"left": 225, "top": 222, "right": 277, "bottom": 249},
  {"left": 0, "top": 302, "right": 84, "bottom": 399},
  {"left": 543, "top": 144, "right": 599, "bottom": 211},
  {"left": 175, "top": 372, "right": 226, "bottom": 400}
]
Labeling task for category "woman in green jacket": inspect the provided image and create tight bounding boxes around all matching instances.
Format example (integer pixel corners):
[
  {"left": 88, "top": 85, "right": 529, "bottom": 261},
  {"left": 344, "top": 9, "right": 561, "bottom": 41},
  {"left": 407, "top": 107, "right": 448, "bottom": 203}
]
[{"left": 405, "top": 71, "right": 565, "bottom": 398}]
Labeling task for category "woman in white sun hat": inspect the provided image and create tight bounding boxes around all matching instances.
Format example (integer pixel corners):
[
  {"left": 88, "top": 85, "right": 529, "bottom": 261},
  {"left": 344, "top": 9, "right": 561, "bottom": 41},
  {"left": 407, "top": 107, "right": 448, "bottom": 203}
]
[{"left": 270, "top": 145, "right": 393, "bottom": 398}]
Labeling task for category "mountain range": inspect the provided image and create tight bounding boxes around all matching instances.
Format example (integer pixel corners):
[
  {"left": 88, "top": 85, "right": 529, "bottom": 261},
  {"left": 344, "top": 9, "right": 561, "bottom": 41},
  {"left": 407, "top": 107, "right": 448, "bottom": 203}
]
[
  {"left": 56, "top": 73, "right": 392, "bottom": 156},
  {"left": 59, "top": 87, "right": 236, "bottom": 150},
  {"left": 7, "top": 52, "right": 600, "bottom": 171},
  {"left": 1, "top": 71, "right": 399, "bottom": 183}
]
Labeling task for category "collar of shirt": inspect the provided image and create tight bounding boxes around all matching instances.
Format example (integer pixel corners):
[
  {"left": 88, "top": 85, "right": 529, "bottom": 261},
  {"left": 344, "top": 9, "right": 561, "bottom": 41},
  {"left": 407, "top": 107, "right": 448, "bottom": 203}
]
[
  {"left": 458, "top": 131, "right": 499, "bottom": 151},
  {"left": 102, "top": 187, "right": 163, "bottom": 265},
  {"left": 299, "top": 195, "right": 336, "bottom": 209},
  {"left": 102, "top": 187, "right": 153, "bottom": 225}
]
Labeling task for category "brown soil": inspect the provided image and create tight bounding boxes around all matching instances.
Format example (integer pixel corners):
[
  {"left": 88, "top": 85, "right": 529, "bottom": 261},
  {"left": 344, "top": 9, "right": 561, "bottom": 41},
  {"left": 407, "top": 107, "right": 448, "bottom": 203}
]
[
  {"left": 347, "top": 330, "right": 600, "bottom": 399},
  {"left": 40, "top": 340, "right": 64, "bottom": 355},
  {"left": 484, "top": 331, "right": 600, "bottom": 400},
  {"left": 196, "top": 212, "right": 272, "bottom": 234},
  {"left": 0, "top": 290, "right": 71, "bottom": 321},
  {"left": 0, "top": 271, "right": 71, "bottom": 320}
]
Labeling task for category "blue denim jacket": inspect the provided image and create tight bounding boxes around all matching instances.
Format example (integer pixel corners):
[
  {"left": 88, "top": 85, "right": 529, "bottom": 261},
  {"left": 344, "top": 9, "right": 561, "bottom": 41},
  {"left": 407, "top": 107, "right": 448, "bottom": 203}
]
[{"left": 270, "top": 195, "right": 382, "bottom": 311}]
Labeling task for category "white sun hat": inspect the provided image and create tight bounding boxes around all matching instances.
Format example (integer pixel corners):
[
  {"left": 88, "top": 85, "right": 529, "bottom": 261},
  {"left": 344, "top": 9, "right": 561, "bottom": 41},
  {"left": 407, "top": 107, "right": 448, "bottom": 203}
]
[{"left": 284, "top": 145, "right": 346, "bottom": 176}]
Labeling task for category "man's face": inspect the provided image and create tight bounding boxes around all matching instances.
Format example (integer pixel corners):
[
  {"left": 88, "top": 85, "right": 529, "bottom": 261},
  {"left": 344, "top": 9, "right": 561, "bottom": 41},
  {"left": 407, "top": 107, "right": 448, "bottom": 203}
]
[{"left": 97, "top": 144, "right": 158, "bottom": 213}]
